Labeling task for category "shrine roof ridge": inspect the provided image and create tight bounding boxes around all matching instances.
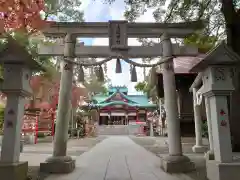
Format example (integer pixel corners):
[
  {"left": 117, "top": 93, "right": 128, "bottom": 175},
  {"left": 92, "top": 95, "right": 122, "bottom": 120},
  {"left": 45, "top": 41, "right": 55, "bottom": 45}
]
[{"left": 42, "top": 20, "right": 205, "bottom": 38}]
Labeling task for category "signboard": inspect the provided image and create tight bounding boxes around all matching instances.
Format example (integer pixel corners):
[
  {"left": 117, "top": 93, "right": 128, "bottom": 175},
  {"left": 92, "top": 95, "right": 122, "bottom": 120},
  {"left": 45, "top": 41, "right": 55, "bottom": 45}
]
[
  {"left": 111, "top": 112, "right": 126, "bottom": 116},
  {"left": 128, "top": 112, "right": 136, "bottom": 116},
  {"left": 109, "top": 21, "right": 128, "bottom": 50},
  {"left": 100, "top": 113, "right": 109, "bottom": 116}
]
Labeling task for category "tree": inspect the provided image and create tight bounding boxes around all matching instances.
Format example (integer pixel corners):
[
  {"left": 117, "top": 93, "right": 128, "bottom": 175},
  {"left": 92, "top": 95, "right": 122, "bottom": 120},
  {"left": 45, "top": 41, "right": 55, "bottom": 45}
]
[
  {"left": 0, "top": 0, "right": 48, "bottom": 34},
  {"left": 0, "top": 0, "right": 84, "bottom": 34},
  {"left": 104, "top": 0, "right": 240, "bottom": 55},
  {"left": 84, "top": 72, "right": 108, "bottom": 95},
  {"left": 44, "top": 0, "right": 84, "bottom": 22},
  {"left": 135, "top": 81, "right": 148, "bottom": 93},
  {"left": 134, "top": 80, "right": 158, "bottom": 101}
]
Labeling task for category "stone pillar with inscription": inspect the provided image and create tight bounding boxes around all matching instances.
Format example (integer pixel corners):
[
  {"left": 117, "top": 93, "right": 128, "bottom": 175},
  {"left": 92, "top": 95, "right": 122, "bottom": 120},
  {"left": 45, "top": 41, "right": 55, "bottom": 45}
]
[
  {"left": 160, "top": 33, "right": 194, "bottom": 173},
  {"left": 190, "top": 42, "right": 240, "bottom": 180},
  {"left": 0, "top": 37, "right": 42, "bottom": 180},
  {"left": 40, "top": 34, "right": 76, "bottom": 173}
]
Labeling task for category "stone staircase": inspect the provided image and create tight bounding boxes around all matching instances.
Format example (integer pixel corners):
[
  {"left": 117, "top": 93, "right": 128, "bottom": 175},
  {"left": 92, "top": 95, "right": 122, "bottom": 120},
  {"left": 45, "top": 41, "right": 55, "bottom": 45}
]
[{"left": 97, "top": 125, "right": 141, "bottom": 136}]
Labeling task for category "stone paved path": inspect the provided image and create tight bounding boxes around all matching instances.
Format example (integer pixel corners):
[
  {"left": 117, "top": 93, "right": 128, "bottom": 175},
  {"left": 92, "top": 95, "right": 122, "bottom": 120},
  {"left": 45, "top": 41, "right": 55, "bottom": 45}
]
[{"left": 46, "top": 136, "right": 191, "bottom": 180}]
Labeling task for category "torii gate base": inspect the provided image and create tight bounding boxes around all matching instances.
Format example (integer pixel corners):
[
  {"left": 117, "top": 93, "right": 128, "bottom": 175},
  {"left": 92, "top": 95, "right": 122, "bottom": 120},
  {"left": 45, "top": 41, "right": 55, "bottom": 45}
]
[
  {"left": 160, "top": 155, "right": 195, "bottom": 173},
  {"left": 40, "top": 157, "right": 76, "bottom": 174}
]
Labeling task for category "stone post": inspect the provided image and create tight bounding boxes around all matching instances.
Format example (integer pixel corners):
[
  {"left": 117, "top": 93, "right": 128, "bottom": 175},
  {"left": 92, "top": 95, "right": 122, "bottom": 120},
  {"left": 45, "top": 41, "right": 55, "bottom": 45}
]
[
  {"left": 201, "top": 68, "right": 233, "bottom": 163},
  {"left": 1, "top": 93, "right": 26, "bottom": 163},
  {"left": 149, "top": 120, "right": 154, "bottom": 137},
  {"left": 40, "top": 34, "right": 76, "bottom": 173},
  {"left": 204, "top": 97, "right": 214, "bottom": 159},
  {"left": 204, "top": 90, "right": 232, "bottom": 162},
  {"left": 0, "top": 37, "right": 41, "bottom": 180},
  {"left": 158, "top": 98, "right": 162, "bottom": 135},
  {"left": 160, "top": 33, "right": 194, "bottom": 173},
  {"left": 192, "top": 87, "right": 207, "bottom": 153}
]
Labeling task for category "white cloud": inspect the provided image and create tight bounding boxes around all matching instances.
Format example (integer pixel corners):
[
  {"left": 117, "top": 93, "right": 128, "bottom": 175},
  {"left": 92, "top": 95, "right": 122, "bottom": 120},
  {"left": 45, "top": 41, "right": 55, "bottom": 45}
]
[{"left": 79, "top": 0, "right": 91, "bottom": 11}]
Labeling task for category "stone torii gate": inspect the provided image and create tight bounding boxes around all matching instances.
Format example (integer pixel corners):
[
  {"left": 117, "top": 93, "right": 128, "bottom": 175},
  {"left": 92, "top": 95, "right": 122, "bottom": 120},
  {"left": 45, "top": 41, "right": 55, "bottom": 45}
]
[{"left": 38, "top": 20, "right": 204, "bottom": 174}]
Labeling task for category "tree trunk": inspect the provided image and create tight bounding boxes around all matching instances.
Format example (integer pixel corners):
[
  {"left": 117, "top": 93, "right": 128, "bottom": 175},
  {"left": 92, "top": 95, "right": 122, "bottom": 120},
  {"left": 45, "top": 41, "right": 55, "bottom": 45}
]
[
  {"left": 221, "top": 0, "right": 240, "bottom": 55},
  {"left": 221, "top": 0, "right": 240, "bottom": 151}
]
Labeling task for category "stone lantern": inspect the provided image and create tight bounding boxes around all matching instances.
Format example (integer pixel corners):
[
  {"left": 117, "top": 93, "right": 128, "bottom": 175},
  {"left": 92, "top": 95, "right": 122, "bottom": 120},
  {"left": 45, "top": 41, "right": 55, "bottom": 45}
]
[
  {"left": 0, "top": 37, "right": 42, "bottom": 180},
  {"left": 190, "top": 41, "right": 240, "bottom": 180}
]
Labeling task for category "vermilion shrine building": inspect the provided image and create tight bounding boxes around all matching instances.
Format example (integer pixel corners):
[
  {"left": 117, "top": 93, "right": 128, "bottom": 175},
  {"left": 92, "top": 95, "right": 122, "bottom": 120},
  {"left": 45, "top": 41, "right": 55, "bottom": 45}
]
[{"left": 90, "top": 86, "right": 156, "bottom": 126}]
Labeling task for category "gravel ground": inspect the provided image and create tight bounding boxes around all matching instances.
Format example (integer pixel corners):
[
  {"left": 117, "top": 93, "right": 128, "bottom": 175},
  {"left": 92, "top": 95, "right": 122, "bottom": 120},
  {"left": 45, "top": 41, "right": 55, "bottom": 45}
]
[
  {"left": 26, "top": 136, "right": 106, "bottom": 180},
  {"left": 130, "top": 136, "right": 208, "bottom": 180}
]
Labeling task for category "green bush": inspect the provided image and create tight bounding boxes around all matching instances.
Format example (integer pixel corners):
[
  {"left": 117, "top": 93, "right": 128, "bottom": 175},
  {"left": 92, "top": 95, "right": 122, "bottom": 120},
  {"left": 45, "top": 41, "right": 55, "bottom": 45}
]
[
  {"left": 37, "top": 132, "right": 45, "bottom": 138},
  {"left": 0, "top": 107, "right": 4, "bottom": 135},
  {"left": 69, "top": 127, "right": 85, "bottom": 137},
  {"left": 202, "top": 120, "right": 208, "bottom": 138}
]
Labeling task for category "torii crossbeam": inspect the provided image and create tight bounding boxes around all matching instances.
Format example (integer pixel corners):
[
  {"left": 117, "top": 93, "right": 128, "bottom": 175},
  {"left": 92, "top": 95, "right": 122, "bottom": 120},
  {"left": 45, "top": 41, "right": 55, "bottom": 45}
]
[{"left": 41, "top": 20, "right": 205, "bottom": 38}]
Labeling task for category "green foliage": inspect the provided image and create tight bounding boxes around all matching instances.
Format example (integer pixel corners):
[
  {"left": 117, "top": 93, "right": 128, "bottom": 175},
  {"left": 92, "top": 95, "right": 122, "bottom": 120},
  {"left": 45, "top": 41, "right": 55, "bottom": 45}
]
[
  {"left": 202, "top": 120, "right": 208, "bottom": 138},
  {"left": 134, "top": 81, "right": 157, "bottom": 101},
  {"left": 184, "top": 33, "right": 218, "bottom": 53},
  {"left": 0, "top": 107, "right": 4, "bottom": 135},
  {"left": 0, "top": 33, "right": 57, "bottom": 79},
  {"left": 134, "top": 81, "right": 148, "bottom": 92},
  {"left": 84, "top": 70, "right": 109, "bottom": 95},
  {"left": 103, "top": 0, "right": 240, "bottom": 52},
  {"left": 44, "top": 0, "right": 84, "bottom": 22},
  {"left": 37, "top": 132, "right": 46, "bottom": 138}
]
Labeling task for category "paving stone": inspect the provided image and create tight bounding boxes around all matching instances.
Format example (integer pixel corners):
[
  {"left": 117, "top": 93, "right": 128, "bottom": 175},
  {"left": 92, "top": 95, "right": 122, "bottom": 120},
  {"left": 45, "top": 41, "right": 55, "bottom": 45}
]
[{"left": 45, "top": 136, "right": 198, "bottom": 180}]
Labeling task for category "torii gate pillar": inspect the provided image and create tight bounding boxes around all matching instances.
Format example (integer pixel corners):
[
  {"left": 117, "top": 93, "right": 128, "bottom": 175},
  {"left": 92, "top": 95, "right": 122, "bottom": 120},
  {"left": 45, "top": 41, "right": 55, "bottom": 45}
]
[
  {"left": 160, "top": 33, "right": 195, "bottom": 173},
  {"left": 40, "top": 34, "right": 76, "bottom": 173}
]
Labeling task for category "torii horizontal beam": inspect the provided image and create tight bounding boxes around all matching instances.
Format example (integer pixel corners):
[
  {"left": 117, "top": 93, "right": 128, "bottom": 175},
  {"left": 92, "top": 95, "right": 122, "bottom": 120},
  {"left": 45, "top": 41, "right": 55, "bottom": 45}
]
[
  {"left": 41, "top": 20, "right": 205, "bottom": 38},
  {"left": 38, "top": 44, "right": 198, "bottom": 58}
]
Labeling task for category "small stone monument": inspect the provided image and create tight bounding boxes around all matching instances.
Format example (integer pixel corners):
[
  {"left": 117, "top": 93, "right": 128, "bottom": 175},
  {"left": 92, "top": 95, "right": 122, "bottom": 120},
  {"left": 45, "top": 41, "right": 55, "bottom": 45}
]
[
  {"left": 0, "top": 37, "right": 42, "bottom": 180},
  {"left": 190, "top": 41, "right": 240, "bottom": 180}
]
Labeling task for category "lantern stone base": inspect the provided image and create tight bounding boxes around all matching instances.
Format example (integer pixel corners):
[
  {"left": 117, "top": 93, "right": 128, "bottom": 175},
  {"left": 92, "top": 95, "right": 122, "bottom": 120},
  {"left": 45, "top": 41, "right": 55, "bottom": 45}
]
[
  {"left": 206, "top": 160, "right": 240, "bottom": 180},
  {"left": 40, "top": 156, "right": 75, "bottom": 174},
  {"left": 204, "top": 150, "right": 215, "bottom": 160},
  {"left": 0, "top": 161, "right": 28, "bottom": 180},
  {"left": 192, "top": 145, "right": 208, "bottom": 153},
  {"left": 160, "top": 155, "right": 195, "bottom": 173}
]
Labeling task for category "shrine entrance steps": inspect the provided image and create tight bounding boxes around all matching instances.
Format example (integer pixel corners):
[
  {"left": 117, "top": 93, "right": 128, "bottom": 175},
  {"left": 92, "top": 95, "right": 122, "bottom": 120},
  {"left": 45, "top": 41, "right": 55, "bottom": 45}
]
[{"left": 96, "top": 125, "right": 143, "bottom": 136}]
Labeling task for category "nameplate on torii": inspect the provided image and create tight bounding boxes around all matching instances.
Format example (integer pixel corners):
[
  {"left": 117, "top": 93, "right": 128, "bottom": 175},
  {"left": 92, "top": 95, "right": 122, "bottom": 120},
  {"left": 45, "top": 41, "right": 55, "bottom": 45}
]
[{"left": 109, "top": 21, "right": 128, "bottom": 51}]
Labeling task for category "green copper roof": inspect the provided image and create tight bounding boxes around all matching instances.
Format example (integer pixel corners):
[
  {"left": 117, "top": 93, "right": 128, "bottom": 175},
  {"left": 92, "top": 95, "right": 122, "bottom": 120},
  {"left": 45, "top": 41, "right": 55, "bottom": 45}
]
[
  {"left": 92, "top": 90, "right": 157, "bottom": 108},
  {"left": 97, "top": 101, "right": 136, "bottom": 107},
  {"left": 108, "top": 86, "right": 128, "bottom": 93}
]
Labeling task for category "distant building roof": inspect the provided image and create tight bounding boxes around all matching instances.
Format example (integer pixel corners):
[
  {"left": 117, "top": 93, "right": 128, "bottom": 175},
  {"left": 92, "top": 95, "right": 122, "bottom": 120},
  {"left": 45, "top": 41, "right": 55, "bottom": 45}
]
[
  {"left": 108, "top": 85, "right": 128, "bottom": 93},
  {"left": 91, "top": 89, "right": 156, "bottom": 109},
  {"left": 157, "top": 55, "right": 205, "bottom": 74}
]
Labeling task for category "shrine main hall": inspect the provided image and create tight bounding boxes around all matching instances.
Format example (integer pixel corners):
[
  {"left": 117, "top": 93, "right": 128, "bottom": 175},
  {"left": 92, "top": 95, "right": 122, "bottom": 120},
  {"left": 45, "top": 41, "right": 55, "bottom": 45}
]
[{"left": 89, "top": 86, "right": 157, "bottom": 125}]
